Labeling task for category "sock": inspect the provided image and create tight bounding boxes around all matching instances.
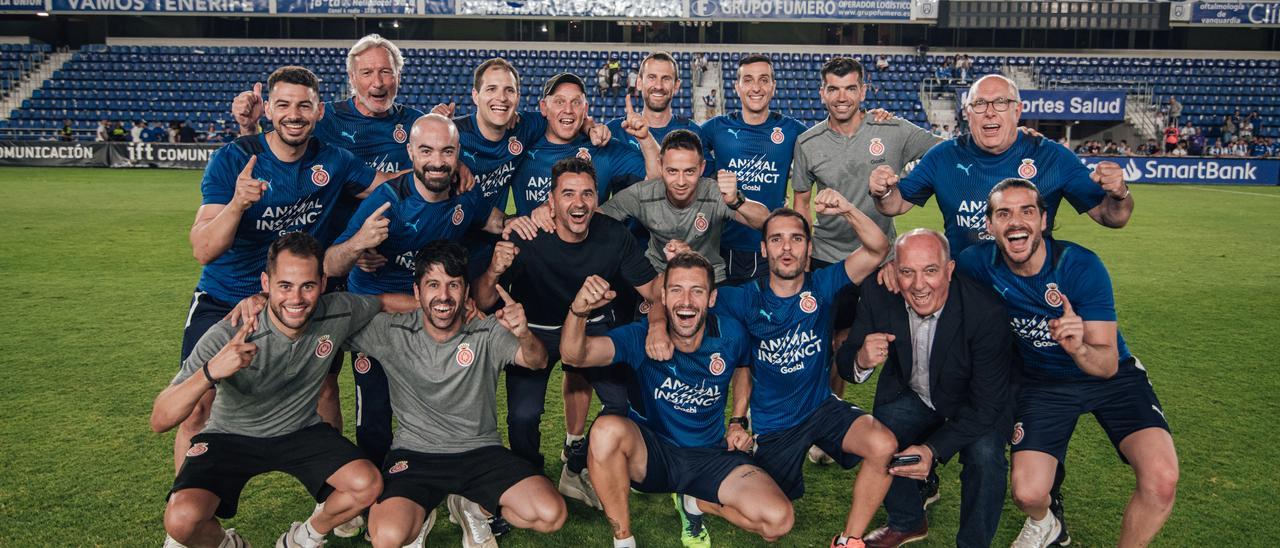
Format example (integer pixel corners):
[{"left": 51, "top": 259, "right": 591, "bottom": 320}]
[
  {"left": 295, "top": 518, "right": 325, "bottom": 546},
  {"left": 214, "top": 529, "right": 232, "bottom": 548},
  {"left": 612, "top": 536, "right": 637, "bottom": 548},
  {"left": 835, "top": 535, "right": 861, "bottom": 545},
  {"left": 566, "top": 433, "right": 585, "bottom": 444},
  {"left": 682, "top": 494, "right": 704, "bottom": 516},
  {"left": 1031, "top": 511, "right": 1055, "bottom": 527}
]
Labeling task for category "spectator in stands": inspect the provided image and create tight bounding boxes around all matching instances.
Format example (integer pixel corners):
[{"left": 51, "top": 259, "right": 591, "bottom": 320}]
[
  {"left": 177, "top": 120, "right": 197, "bottom": 143},
  {"left": 1117, "top": 140, "right": 1130, "bottom": 155},
  {"left": 58, "top": 119, "right": 74, "bottom": 142},
  {"left": 1102, "top": 140, "right": 1119, "bottom": 155},
  {"left": 95, "top": 119, "right": 109, "bottom": 142},
  {"left": 109, "top": 121, "right": 128, "bottom": 142},
  {"left": 201, "top": 123, "right": 218, "bottom": 143},
  {"left": 610, "top": 69, "right": 623, "bottom": 97},
  {"left": 956, "top": 54, "right": 973, "bottom": 82},
  {"left": 1250, "top": 137, "right": 1270, "bottom": 157},
  {"left": 1231, "top": 138, "right": 1249, "bottom": 157},
  {"left": 1087, "top": 140, "right": 1103, "bottom": 155},
  {"left": 1163, "top": 124, "right": 1179, "bottom": 153},
  {"left": 1073, "top": 141, "right": 1087, "bottom": 155},
  {"left": 1138, "top": 138, "right": 1159, "bottom": 156},
  {"left": 130, "top": 120, "right": 145, "bottom": 142},
  {"left": 142, "top": 121, "right": 166, "bottom": 143},
  {"left": 691, "top": 53, "right": 708, "bottom": 86},
  {"left": 935, "top": 58, "right": 953, "bottom": 83},
  {"left": 702, "top": 88, "right": 718, "bottom": 118},
  {"left": 1239, "top": 116, "right": 1254, "bottom": 141},
  {"left": 596, "top": 63, "right": 609, "bottom": 97},
  {"left": 626, "top": 66, "right": 639, "bottom": 98},
  {"left": 1221, "top": 115, "right": 1236, "bottom": 143},
  {"left": 607, "top": 56, "right": 621, "bottom": 83},
  {"left": 875, "top": 54, "right": 890, "bottom": 71},
  {"left": 1170, "top": 141, "right": 1188, "bottom": 157},
  {"left": 1179, "top": 121, "right": 1197, "bottom": 140},
  {"left": 1168, "top": 96, "right": 1182, "bottom": 126},
  {"left": 1188, "top": 132, "right": 1205, "bottom": 156},
  {"left": 1207, "top": 139, "right": 1225, "bottom": 157}
]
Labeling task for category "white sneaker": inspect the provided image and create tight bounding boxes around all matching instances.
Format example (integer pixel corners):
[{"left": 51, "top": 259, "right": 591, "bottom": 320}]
[
  {"left": 222, "top": 529, "right": 250, "bottom": 548},
  {"left": 447, "top": 495, "right": 497, "bottom": 548},
  {"left": 558, "top": 463, "right": 603, "bottom": 510},
  {"left": 401, "top": 508, "right": 438, "bottom": 548},
  {"left": 1010, "top": 514, "right": 1062, "bottom": 548},
  {"left": 275, "top": 521, "right": 324, "bottom": 548},
  {"left": 162, "top": 534, "right": 186, "bottom": 548},
  {"left": 332, "top": 514, "right": 365, "bottom": 538},
  {"left": 807, "top": 445, "right": 835, "bottom": 465}
]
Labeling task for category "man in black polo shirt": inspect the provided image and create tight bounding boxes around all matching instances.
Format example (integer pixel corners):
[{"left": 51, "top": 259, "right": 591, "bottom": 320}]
[{"left": 471, "top": 156, "right": 665, "bottom": 510}]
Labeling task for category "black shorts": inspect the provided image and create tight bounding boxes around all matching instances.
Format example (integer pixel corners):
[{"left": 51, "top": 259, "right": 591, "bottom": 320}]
[
  {"left": 181, "top": 289, "right": 235, "bottom": 363},
  {"left": 378, "top": 446, "right": 544, "bottom": 515},
  {"left": 809, "top": 258, "right": 860, "bottom": 331},
  {"left": 753, "top": 396, "right": 868, "bottom": 499},
  {"left": 169, "top": 423, "right": 366, "bottom": 519},
  {"left": 720, "top": 247, "right": 768, "bottom": 287},
  {"left": 1012, "top": 358, "right": 1170, "bottom": 464},
  {"left": 631, "top": 420, "right": 753, "bottom": 504},
  {"left": 530, "top": 325, "right": 638, "bottom": 416}
]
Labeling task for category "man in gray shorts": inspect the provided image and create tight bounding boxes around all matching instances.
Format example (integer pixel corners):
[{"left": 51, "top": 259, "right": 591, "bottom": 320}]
[
  {"left": 352, "top": 240, "right": 565, "bottom": 548},
  {"left": 151, "top": 233, "right": 384, "bottom": 548},
  {"left": 600, "top": 129, "right": 770, "bottom": 284}
]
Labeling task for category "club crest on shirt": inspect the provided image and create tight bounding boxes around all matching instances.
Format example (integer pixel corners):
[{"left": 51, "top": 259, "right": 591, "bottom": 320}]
[
  {"left": 770, "top": 127, "right": 785, "bottom": 144},
  {"left": 314, "top": 335, "right": 335, "bottom": 359},
  {"left": 310, "top": 164, "right": 330, "bottom": 187},
  {"left": 869, "top": 138, "right": 885, "bottom": 156},
  {"left": 1044, "top": 283, "right": 1064, "bottom": 308},
  {"left": 451, "top": 204, "right": 465, "bottom": 226},
  {"left": 576, "top": 147, "right": 592, "bottom": 161},
  {"left": 456, "top": 343, "right": 475, "bottom": 367},
  {"left": 639, "top": 300, "right": 652, "bottom": 314},
  {"left": 1017, "top": 158, "right": 1037, "bottom": 179},
  {"left": 354, "top": 353, "right": 372, "bottom": 374},
  {"left": 393, "top": 124, "right": 408, "bottom": 144},
  {"left": 508, "top": 136, "right": 524, "bottom": 155},
  {"left": 709, "top": 352, "right": 726, "bottom": 375},
  {"left": 693, "top": 212, "right": 709, "bottom": 233},
  {"left": 799, "top": 291, "right": 817, "bottom": 314},
  {"left": 1011, "top": 422, "right": 1025, "bottom": 445},
  {"left": 186, "top": 442, "right": 209, "bottom": 457},
  {"left": 389, "top": 460, "right": 409, "bottom": 474}
]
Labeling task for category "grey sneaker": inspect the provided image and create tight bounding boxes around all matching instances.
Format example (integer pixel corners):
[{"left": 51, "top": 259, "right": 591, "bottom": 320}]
[
  {"left": 558, "top": 463, "right": 604, "bottom": 510},
  {"left": 447, "top": 495, "right": 497, "bottom": 548},
  {"left": 1010, "top": 515, "right": 1062, "bottom": 548}
]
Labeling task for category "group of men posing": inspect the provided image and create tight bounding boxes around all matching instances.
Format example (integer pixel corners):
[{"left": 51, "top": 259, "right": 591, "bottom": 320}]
[{"left": 151, "top": 33, "right": 1179, "bottom": 548}]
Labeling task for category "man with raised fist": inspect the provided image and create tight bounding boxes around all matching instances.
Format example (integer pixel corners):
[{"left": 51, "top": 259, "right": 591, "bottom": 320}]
[{"left": 956, "top": 179, "right": 1177, "bottom": 548}]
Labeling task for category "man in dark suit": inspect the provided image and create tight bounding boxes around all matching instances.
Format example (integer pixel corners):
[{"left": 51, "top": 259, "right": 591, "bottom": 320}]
[{"left": 837, "top": 228, "right": 1014, "bottom": 548}]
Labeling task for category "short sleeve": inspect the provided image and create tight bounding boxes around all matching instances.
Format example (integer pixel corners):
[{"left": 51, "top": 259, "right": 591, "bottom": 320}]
[
  {"left": 611, "top": 140, "right": 647, "bottom": 181},
  {"left": 599, "top": 184, "right": 640, "bottom": 223},
  {"left": 790, "top": 138, "right": 815, "bottom": 193},
  {"left": 336, "top": 186, "right": 395, "bottom": 246},
  {"left": 340, "top": 149, "right": 378, "bottom": 196},
  {"left": 900, "top": 123, "right": 944, "bottom": 162},
  {"left": 955, "top": 245, "right": 990, "bottom": 284},
  {"left": 346, "top": 312, "right": 391, "bottom": 356},
  {"left": 484, "top": 317, "right": 522, "bottom": 371},
  {"left": 897, "top": 145, "right": 942, "bottom": 206},
  {"left": 606, "top": 321, "right": 647, "bottom": 369},
  {"left": 518, "top": 110, "right": 548, "bottom": 145},
  {"left": 460, "top": 189, "right": 494, "bottom": 231},
  {"left": 1062, "top": 248, "right": 1117, "bottom": 322},
  {"left": 200, "top": 145, "right": 244, "bottom": 206},
  {"left": 709, "top": 181, "right": 736, "bottom": 222},
  {"left": 173, "top": 322, "right": 236, "bottom": 385},
  {"left": 1049, "top": 143, "right": 1106, "bottom": 214},
  {"left": 338, "top": 293, "right": 384, "bottom": 331},
  {"left": 697, "top": 118, "right": 718, "bottom": 175},
  {"left": 710, "top": 285, "right": 751, "bottom": 324},
  {"left": 814, "top": 261, "right": 854, "bottom": 300}
]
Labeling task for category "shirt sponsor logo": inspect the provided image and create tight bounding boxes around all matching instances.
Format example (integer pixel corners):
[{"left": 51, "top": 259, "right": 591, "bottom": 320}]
[
  {"left": 576, "top": 147, "right": 592, "bottom": 161},
  {"left": 868, "top": 137, "right": 885, "bottom": 156},
  {"left": 508, "top": 136, "right": 524, "bottom": 155},
  {"left": 315, "top": 335, "right": 334, "bottom": 359},
  {"left": 310, "top": 164, "right": 331, "bottom": 187},
  {"left": 694, "top": 212, "right": 709, "bottom": 233},
  {"left": 1011, "top": 422, "right": 1024, "bottom": 445},
  {"left": 1017, "top": 158, "right": 1038, "bottom": 179},
  {"left": 456, "top": 342, "right": 475, "bottom": 367},
  {"left": 1044, "top": 283, "right": 1064, "bottom": 308},
  {"left": 770, "top": 127, "right": 785, "bottom": 144},
  {"left": 354, "top": 353, "right": 372, "bottom": 374},
  {"left": 756, "top": 326, "right": 823, "bottom": 373},
  {"left": 799, "top": 291, "right": 817, "bottom": 314},
  {"left": 393, "top": 124, "right": 408, "bottom": 144},
  {"left": 654, "top": 376, "right": 723, "bottom": 414},
  {"left": 709, "top": 352, "right": 726, "bottom": 375},
  {"left": 1010, "top": 316, "right": 1058, "bottom": 348},
  {"left": 389, "top": 460, "right": 409, "bottom": 474},
  {"left": 186, "top": 442, "right": 209, "bottom": 457},
  {"left": 452, "top": 204, "right": 465, "bottom": 226}
]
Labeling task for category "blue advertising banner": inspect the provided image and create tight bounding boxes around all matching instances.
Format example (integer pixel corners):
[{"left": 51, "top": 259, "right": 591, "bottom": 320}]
[
  {"left": 276, "top": 0, "right": 451, "bottom": 15},
  {"left": 688, "top": 0, "right": 909, "bottom": 21},
  {"left": 0, "top": 0, "right": 44, "bottom": 12},
  {"left": 51, "top": 0, "right": 267, "bottom": 13},
  {"left": 1191, "top": 1, "right": 1280, "bottom": 26},
  {"left": 456, "top": 0, "right": 681, "bottom": 17},
  {"left": 1080, "top": 156, "right": 1280, "bottom": 186},
  {"left": 958, "top": 89, "right": 1127, "bottom": 121}
]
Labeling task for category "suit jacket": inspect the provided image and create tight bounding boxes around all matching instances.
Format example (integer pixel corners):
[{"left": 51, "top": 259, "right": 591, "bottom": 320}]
[{"left": 837, "top": 272, "right": 1014, "bottom": 463}]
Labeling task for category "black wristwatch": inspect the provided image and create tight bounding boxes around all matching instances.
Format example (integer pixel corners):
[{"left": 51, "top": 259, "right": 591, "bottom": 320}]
[
  {"left": 727, "top": 192, "right": 746, "bottom": 211},
  {"left": 728, "top": 416, "right": 749, "bottom": 430}
]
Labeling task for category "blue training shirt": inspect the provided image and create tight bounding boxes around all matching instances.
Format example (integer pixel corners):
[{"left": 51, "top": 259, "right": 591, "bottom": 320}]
[
  {"left": 714, "top": 262, "right": 850, "bottom": 434},
  {"left": 608, "top": 314, "right": 751, "bottom": 448},
  {"left": 334, "top": 173, "right": 493, "bottom": 295},
  {"left": 454, "top": 112, "right": 548, "bottom": 209},
  {"left": 956, "top": 238, "right": 1134, "bottom": 383},
  {"left": 700, "top": 112, "right": 808, "bottom": 252},
  {"left": 604, "top": 115, "right": 702, "bottom": 152},
  {"left": 896, "top": 133, "right": 1106, "bottom": 258},
  {"left": 197, "top": 134, "right": 377, "bottom": 302},
  {"left": 509, "top": 135, "right": 647, "bottom": 216}
]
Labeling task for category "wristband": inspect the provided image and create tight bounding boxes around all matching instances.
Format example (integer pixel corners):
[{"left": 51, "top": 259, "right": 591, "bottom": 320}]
[
  {"left": 1113, "top": 187, "right": 1130, "bottom": 201},
  {"left": 727, "top": 192, "right": 746, "bottom": 211},
  {"left": 202, "top": 363, "right": 219, "bottom": 386},
  {"left": 728, "top": 416, "right": 750, "bottom": 430}
]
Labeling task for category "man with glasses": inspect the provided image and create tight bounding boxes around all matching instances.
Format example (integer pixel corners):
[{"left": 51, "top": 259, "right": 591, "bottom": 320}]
[{"left": 868, "top": 73, "right": 1133, "bottom": 546}]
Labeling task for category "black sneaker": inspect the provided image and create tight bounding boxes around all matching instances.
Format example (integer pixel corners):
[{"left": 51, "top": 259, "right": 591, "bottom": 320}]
[
  {"left": 921, "top": 470, "right": 940, "bottom": 510},
  {"left": 1049, "top": 490, "right": 1071, "bottom": 546},
  {"left": 489, "top": 514, "right": 512, "bottom": 537}
]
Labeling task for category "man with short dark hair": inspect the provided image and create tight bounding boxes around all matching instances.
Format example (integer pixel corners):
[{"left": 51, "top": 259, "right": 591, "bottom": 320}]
[
  {"left": 153, "top": 233, "right": 385, "bottom": 548},
  {"left": 606, "top": 52, "right": 702, "bottom": 151}
]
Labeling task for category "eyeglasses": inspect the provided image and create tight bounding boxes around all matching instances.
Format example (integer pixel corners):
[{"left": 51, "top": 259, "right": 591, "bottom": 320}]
[{"left": 968, "top": 97, "right": 1017, "bottom": 114}]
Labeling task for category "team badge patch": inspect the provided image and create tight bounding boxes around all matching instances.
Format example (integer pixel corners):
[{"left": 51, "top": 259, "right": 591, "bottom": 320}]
[
  {"left": 508, "top": 136, "right": 524, "bottom": 155},
  {"left": 868, "top": 138, "right": 885, "bottom": 156},
  {"left": 393, "top": 124, "right": 408, "bottom": 144},
  {"left": 799, "top": 291, "right": 817, "bottom": 314},
  {"left": 770, "top": 127, "right": 785, "bottom": 144},
  {"left": 1044, "top": 283, "right": 1064, "bottom": 308},
  {"left": 1011, "top": 422, "right": 1025, "bottom": 445},
  {"left": 186, "top": 442, "right": 209, "bottom": 457},
  {"left": 576, "top": 147, "right": 592, "bottom": 161},
  {"left": 315, "top": 335, "right": 334, "bottom": 359},
  {"left": 709, "top": 352, "right": 726, "bottom": 375},
  {"left": 456, "top": 343, "right": 475, "bottom": 367},
  {"left": 354, "top": 353, "right": 372, "bottom": 374},
  {"left": 451, "top": 204, "right": 465, "bottom": 226},
  {"left": 638, "top": 300, "right": 652, "bottom": 314},
  {"left": 389, "top": 460, "right": 409, "bottom": 474},
  {"left": 1017, "top": 158, "right": 1037, "bottom": 179},
  {"left": 310, "top": 165, "right": 330, "bottom": 187},
  {"left": 693, "top": 212, "right": 709, "bottom": 233}
]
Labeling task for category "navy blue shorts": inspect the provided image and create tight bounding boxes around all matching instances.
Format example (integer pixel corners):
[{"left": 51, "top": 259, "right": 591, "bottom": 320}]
[
  {"left": 180, "top": 289, "right": 235, "bottom": 363},
  {"left": 753, "top": 396, "right": 868, "bottom": 499},
  {"left": 632, "top": 421, "right": 753, "bottom": 504},
  {"left": 720, "top": 247, "right": 768, "bottom": 286},
  {"left": 169, "top": 423, "right": 365, "bottom": 519},
  {"left": 1012, "top": 358, "right": 1170, "bottom": 464},
  {"left": 378, "top": 446, "right": 543, "bottom": 515}
]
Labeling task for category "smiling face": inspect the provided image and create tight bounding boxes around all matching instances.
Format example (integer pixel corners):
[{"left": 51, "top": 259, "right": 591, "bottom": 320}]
[
  {"left": 660, "top": 148, "right": 705, "bottom": 207},
  {"left": 966, "top": 76, "right": 1022, "bottom": 155},
  {"left": 819, "top": 71, "right": 866, "bottom": 124},
  {"left": 639, "top": 57, "right": 679, "bottom": 113},
  {"left": 261, "top": 250, "right": 325, "bottom": 334},
  {"left": 987, "top": 185, "right": 1048, "bottom": 271},
  {"left": 266, "top": 82, "right": 323, "bottom": 147},
  {"left": 663, "top": 266, "right": 716, "bottom": 339},
  {"left": 408, "top": 115, "right": 459, "bottom": 194},
  {"left": 539, "top": 82, "right": 587, "bottom": 144},
  {"left": 735, "top": 61, "right": 775, "bottom": 116},
  {"left": 349, "top": 46, "right": 399, "bottom": 116},
  {"left": 548, "top": 171, "right": 598, "bottom": 241},
  {"left": 414, "top": 263, "right": 467, "bottom": 332},
  {"left": 893, "top": 233, "right": 954, "bottom": 317},
  {"left": 472, "top": 65, "right": 519, "bottom": 130},
  {"left": 762, "top": 214, "right": 811, "bottom": 280}
]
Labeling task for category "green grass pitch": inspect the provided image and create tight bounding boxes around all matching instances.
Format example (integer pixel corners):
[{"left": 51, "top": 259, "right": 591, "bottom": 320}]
[{"left": 0, "top": 166, "right": 1277, "bottom": 546}]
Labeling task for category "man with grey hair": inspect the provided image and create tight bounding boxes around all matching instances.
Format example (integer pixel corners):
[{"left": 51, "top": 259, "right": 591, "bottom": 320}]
[{"left": 836, "top": 228, "right": 1015, "bottom": 548}]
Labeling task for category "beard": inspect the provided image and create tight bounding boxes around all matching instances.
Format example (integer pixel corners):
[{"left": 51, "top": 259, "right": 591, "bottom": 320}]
[{"left": 416, "top": 164, "right": 455, "bottom": 193}]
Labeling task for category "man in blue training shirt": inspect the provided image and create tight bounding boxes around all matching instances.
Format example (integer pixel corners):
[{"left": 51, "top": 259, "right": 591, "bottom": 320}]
[
  {"left": 322, "top": 114, "right": 538, "bottom": 477},
  {"left": 605, "top": 52, "right": 703, "bottom": 154},
  {"left": 708, "top": 192, "right": 897, "bottom": 548},
  {"left": 508, "top": 72, "right": 658, "bottom": 216},
  {"left": 957, "top": 179, "right": 1177, "bottom": 548},
  {"left": 700, "top": 54, "right": 808, "bottom": 286},
  {"left": 560, "top": 253, "right": 794, "bottom": 548}
]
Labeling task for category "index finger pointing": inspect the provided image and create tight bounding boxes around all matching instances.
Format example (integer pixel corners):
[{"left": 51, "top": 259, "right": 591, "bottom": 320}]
[
  {"left": 625, "top": 93, "right": 635, "bottom": 115},
  {"left": 1059, "top": 293, "right": 1075, "bottom": 316},
  {"left": 494, "top": 284, "right": 516, "bottom": 306},
  {"left": 370, "top": 202, "right": 392, "bottom": 219},
  {"left": 252, "top": 82, "right": 263, "bottom": 100},
  {"left": 232, "top": 320, "right": 254, "bottom": 342},
  {"left": 240, "top": 155, "right": 258, "bottom": 177}
]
